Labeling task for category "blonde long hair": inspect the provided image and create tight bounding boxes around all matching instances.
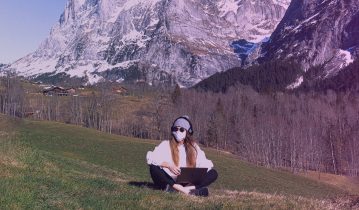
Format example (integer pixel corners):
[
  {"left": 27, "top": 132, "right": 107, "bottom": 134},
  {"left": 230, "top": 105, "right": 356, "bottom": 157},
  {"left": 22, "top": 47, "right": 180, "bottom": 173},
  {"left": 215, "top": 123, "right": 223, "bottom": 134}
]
[{"left": 170, "top": 134, "right": 198, "bottom": 167}]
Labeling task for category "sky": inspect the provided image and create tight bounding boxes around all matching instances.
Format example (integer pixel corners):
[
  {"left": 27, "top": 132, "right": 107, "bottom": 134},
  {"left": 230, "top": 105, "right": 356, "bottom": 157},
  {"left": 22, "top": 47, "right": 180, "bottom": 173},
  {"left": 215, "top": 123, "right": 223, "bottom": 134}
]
[{"left": 0, "top": 0, "right": 68, "bottom": 64}]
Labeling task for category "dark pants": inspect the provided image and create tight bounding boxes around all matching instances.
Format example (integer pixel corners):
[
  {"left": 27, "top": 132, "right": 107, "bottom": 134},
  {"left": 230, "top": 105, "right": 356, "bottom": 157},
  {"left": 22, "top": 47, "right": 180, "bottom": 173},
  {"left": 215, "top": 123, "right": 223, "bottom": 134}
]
[{"left": 149, "top": 165, "right": 218, "bottom": 190}]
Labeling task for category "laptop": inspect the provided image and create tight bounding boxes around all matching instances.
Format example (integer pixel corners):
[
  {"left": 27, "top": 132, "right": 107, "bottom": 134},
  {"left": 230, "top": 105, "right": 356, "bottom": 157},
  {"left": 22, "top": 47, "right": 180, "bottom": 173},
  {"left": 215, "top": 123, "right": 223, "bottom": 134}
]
[{"left": 176, "top": 167, "right": 208, "bottom": 185}]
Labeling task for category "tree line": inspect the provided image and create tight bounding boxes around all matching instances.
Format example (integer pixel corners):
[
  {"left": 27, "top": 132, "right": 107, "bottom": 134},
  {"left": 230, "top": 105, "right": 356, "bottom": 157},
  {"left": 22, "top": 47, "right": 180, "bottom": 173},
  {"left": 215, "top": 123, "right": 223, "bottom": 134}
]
[
  {"left": 0, "top": 71, "right": 358, "bottom": 176},
  {"left": 171, "top": 85, "right": 359, "bottom": 176}
]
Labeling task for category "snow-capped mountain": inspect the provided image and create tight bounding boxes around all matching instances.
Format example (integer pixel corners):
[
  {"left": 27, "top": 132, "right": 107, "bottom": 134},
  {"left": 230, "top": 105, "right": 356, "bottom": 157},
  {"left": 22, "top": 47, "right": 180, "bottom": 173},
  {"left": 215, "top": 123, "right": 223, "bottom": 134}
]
[
  {"left": 7, "top": 0, "right": 290, "bottom": 87},
  {"left": 261, "top": 0, "right": 359, "bottom": 79}
]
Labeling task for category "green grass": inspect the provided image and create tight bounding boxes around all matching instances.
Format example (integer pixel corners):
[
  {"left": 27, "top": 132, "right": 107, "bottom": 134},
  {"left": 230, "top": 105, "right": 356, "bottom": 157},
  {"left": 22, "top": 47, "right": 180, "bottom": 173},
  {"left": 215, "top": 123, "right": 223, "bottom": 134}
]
[{"left": 0, "top": 115, "right": 357, "bottom": 209}]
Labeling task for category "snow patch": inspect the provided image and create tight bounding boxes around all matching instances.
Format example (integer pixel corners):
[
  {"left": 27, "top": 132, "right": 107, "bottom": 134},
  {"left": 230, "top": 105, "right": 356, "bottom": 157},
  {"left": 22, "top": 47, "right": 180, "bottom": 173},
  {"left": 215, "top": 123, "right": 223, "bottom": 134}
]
[
  {"left": 286, "top": 76, "right": 303, "bottom": 89},
  {"left": 121, "top": 26, "right": 150, "bottom": 48},
  {"left": 121, "top": 0, "right": 147, "bottom": 10},
  {"left": 10, "top": 57, "right": 58, "bottom": 77},
  {"left": 218, "top": 0, "right": 240, "bottom": 17},
  {"left": 108, "top": 0, "right": 161, "bottom": 22},
  {"left": 272, "top": 0, "right": 291, "bottom": 9},
  {"left": 248, "top": 34, "right": 270, "bottom": 43},
  {"left": 116, "top": 78, "right": 125, "bottom": 83},
  {"left": 292, "top": 13, "right": 320, "bottom": 32},
  {"left": 339, "top": 49, "right": 354, "bottom": 68}
]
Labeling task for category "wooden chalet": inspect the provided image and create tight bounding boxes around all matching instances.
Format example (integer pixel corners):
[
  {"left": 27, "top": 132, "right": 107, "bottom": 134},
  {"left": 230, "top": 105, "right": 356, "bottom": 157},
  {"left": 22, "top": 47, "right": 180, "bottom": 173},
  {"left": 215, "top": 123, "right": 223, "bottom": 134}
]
[{"left": 43, "top": 86, "right": 69, "bottom": 96}]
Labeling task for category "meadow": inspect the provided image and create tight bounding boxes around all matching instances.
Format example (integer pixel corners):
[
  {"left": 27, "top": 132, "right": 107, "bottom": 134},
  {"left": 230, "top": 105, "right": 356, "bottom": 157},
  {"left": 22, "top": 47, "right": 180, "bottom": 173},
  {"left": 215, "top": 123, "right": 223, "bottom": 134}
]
[{"left": 0, "top": 114, "right": 358, "bottom": 209}]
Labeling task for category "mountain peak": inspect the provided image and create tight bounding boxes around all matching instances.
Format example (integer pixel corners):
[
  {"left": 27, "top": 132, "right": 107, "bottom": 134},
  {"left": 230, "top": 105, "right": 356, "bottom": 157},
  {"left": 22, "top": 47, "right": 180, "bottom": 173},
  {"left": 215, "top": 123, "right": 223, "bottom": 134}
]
[{"left": 7, "top": 0, "right": 290, "bottom": 87}]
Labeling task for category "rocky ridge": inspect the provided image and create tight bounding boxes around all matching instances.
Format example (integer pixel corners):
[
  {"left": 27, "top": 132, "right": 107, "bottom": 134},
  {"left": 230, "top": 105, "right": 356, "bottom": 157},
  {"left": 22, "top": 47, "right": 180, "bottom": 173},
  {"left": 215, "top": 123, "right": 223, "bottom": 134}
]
[{"left": 261, "top": 0, "right": 359, "bottom": 80}]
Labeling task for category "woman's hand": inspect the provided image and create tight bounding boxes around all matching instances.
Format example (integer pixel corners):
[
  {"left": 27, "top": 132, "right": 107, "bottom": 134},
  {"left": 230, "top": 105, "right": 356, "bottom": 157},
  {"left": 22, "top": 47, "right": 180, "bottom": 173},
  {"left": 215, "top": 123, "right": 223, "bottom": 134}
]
[
  {"left": 162, "top": 162, "right": 181, "bottom": 175},
  {"left": 168, "top": 164, "right": 181, "bottom": 175}
]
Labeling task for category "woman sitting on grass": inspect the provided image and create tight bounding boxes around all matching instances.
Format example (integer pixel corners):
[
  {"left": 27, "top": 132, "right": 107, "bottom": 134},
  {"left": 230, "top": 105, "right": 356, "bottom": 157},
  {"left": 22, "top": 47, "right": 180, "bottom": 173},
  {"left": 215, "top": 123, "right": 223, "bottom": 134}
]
[{"left": 146, "top": 115, "right": 218, "bottom": 197}]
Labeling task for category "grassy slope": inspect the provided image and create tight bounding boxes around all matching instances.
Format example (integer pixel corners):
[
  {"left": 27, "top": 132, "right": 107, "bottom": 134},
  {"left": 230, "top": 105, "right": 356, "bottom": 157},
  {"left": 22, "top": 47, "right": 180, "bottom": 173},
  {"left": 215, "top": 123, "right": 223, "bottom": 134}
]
[{"left": 0, "top": 115, "right": 357, "bottom": 209}]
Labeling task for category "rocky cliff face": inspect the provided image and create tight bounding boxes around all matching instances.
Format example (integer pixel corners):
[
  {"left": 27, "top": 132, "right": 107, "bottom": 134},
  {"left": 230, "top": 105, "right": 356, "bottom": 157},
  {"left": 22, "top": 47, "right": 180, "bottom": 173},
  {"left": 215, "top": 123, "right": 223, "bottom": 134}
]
[
  {"left": 261, "top": 0, "right": 359, "bottom": 78},
  {"left": 7, "top": 0, "right": 289, "bottom": 87}
]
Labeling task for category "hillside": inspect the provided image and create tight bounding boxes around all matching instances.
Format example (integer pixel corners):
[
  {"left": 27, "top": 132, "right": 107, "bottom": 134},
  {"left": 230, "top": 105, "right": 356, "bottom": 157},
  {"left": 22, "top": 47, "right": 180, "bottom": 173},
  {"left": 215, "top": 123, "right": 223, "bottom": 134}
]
[
  {"left": 193, "top": 60, "right": 303, "bottom": 93},
  {"left": 1, "top": 114, "right": 358, "bottom": 209},
  {"left": 194, "top": 58, "right": 359, "bottom": 93}
]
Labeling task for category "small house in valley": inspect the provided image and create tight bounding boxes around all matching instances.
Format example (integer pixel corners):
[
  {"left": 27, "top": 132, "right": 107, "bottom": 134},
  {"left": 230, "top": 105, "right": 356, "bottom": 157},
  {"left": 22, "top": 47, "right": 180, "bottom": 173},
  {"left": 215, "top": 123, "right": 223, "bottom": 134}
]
[{"left": 43, "top": 86, "right": 70, "bottom": 96}]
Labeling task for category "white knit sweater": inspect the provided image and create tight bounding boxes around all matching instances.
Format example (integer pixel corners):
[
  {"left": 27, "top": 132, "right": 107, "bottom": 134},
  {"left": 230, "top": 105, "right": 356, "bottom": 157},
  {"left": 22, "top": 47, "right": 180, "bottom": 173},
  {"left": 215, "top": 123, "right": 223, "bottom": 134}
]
[{"left": 146, "top": 140, "right": 214, "bottom": 179}]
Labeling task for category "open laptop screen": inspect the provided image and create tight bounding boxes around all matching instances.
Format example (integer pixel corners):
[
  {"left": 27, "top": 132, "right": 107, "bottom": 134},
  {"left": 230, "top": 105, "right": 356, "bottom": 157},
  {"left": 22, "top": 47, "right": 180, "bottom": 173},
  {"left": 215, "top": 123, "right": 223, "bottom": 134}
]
[{"left": 176, "top": 167, "right": 207, "bottom": 185}]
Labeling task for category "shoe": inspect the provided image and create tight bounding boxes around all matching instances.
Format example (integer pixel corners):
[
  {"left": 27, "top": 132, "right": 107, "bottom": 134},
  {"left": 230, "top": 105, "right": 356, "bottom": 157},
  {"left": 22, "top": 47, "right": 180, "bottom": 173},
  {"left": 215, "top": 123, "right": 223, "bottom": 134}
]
[
  {"left": 189, "top": 187, "right": 209, "bottom": 197},
  {"left": 164, "top": 184, "right": 175, "bottom": 193}
]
